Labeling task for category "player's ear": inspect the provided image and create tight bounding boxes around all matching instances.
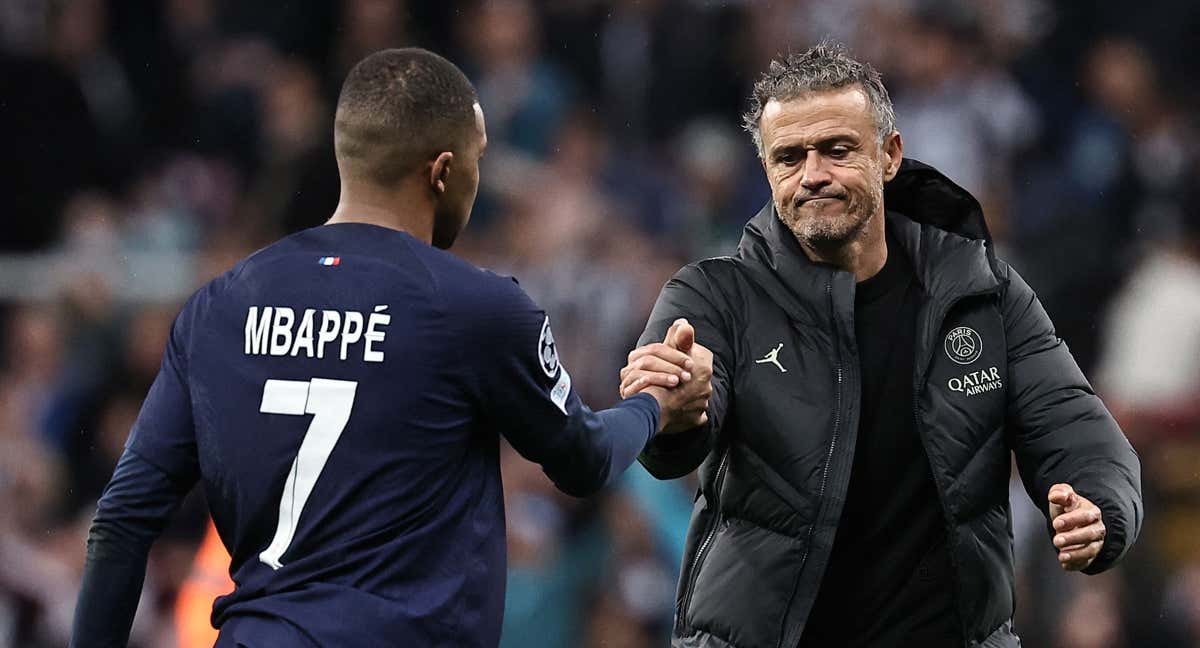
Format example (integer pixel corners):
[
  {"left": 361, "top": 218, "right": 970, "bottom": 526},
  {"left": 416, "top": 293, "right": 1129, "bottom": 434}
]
[
  {"left": 430, "top": 152, "right": 454, "bottom": 195},
  {"left": 881, "top": 131, "right": 903, "bottom": 181}
]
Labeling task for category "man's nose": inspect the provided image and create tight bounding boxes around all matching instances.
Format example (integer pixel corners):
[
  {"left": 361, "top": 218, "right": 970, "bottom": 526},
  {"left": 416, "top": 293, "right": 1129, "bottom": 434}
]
[{"left": 800, "top": 151, "right": 833, "bottom": 190}]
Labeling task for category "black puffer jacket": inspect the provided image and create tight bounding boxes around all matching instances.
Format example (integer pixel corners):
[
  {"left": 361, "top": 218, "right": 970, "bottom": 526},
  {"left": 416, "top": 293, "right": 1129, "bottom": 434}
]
[{"left": 637, "top": 160, "right": 1143, "bottom": 648}]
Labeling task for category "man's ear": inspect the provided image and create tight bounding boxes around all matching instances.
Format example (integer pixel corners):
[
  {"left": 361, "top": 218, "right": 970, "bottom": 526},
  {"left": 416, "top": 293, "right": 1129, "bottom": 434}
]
[
  {"left": 882, "top": 131, "right": 903, "bottom": 182},
  {"left": 430, "top": 152, "right": 454, "bottom": 194}
]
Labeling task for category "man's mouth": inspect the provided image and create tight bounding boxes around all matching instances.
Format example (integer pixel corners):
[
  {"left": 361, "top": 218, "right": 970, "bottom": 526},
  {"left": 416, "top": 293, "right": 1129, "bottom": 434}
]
[{"left": 795, "top": 195, "right": 844, "bottom": 207}]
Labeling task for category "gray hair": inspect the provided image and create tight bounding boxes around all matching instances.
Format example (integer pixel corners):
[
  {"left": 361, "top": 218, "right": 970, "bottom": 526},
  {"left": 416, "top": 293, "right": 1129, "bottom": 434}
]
[{"left": 742, "top": 42, "right": 896, "bottom": 157}]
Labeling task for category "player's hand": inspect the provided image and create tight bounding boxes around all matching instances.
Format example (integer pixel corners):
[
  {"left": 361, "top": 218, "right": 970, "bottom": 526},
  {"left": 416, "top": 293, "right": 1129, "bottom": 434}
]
[
  {"left": 619, "top": 319, "right": 714, "bottom": 434},
  {"left": 619, "top": 319, "right": 705, "bottom": 396},
  {"left": 1048, "top": 483, "right": 1106, "bottom": 571}
]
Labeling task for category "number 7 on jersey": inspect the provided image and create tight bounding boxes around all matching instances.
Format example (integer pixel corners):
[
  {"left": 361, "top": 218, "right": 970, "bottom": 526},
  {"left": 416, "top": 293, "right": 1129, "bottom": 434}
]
[{"left": 257, "top": 378, "right": 358, "bottom": 569}]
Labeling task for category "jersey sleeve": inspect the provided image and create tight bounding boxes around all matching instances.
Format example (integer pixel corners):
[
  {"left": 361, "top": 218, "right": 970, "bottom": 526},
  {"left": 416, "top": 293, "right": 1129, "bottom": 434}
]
[
  {"left": 466, "top": 276, "right": 659, "bottom": 497},
  {"left": 73, "top": 291, "right": 208, "bottom": 647},
  {"left": 124, "top": 293, "right": 202, "bottom": 483},
  {"left": 72, "top": 449, "right": 194, "bottom": 648}
]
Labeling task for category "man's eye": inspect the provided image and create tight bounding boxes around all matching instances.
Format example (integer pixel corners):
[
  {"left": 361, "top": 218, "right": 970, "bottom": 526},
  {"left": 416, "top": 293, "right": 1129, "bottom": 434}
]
[
  {"left": 829, "top": 146, "right": 850, "bottom": 159},
  {"left": 777, "top": 153, "right": 797, "bottom": 165}
]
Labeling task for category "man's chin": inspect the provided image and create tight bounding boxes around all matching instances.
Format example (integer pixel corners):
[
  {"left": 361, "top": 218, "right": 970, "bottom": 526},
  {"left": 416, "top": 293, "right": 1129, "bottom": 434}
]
[
  {"left": 787, "top": 216, "right": 857, "bottom": 248},
  {"left": 798, "top": 230, "right": 856, "bottom": 251}
]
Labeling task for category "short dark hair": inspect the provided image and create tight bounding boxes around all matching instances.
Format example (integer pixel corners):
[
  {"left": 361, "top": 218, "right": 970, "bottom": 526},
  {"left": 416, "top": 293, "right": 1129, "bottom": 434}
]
[
  {"left": 334, "top": 48, "right": 479, "bottom": 186},
  {"left": 742, "top": 42, "right": 896, "bottom": 157}
]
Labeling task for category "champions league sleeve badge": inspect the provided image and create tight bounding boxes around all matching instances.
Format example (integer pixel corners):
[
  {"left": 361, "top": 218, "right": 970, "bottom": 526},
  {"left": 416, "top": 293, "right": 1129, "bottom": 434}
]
[
  {"left": 537, "top": 316, "right": 571, "bottom": 414},
  {"left": 538, "top": 316, "right": 560, "bottom": 377}
]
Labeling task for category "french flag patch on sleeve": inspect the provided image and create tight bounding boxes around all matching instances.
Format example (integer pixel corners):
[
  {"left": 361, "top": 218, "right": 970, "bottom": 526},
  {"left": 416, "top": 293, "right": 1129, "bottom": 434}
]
[{"left": 318, "top": 256, "right": 341, "bottom": 266}]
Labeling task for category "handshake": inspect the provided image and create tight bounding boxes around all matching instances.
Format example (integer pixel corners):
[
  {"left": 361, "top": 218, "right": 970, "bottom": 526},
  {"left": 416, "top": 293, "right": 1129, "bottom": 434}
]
[{"left": 619, "top": 318, "right": 714, "bottom": 435}]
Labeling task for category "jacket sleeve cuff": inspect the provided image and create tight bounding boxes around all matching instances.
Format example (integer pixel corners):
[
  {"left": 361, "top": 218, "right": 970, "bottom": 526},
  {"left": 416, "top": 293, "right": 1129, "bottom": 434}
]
[
  {"left": 1077, "top": 481, "right": 1138, "bottom": 575},
  {"left": 638, "top": 422, "right": 711, "bottom": 479}
]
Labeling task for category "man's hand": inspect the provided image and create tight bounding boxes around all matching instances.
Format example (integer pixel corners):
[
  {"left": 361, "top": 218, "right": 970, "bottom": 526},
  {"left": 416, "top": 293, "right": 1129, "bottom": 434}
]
[
  {"left": 619, "top": 319, "right": 713, "bottom": 434},
  {"left": 1048, "top": 483, "right": 1106, "bottom": 570}
]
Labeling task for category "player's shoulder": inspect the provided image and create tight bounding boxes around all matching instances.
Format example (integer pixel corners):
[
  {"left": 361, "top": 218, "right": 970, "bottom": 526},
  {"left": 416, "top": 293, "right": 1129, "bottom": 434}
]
[
  {"left": 198, "top": 223, "right": 537, "bottom": 317},
  {"left": 401, "top": 247, "right": 543, "bottom": 351},
  {"left": 665, "top": 255, "right": 743, "bottom": 302},
  {"left": 165, "top": 268, "right": 235, "bottom": 352},
  {"left": 438, "top": 257, "right": 536, "bottom": 319},
  {"left": 405, "top": 236, "right": 501, "bottom": 284},
  {"left": 678, "top": 255, "right": 742, "bottom": 282},
  {"left": 207, "top": 223, "right": 431, "bottom": 292},
  {"left": 206, "top": 229, "right": 311, "bottom": 289},
  {"left": 172, "top": 232, "right": 306, "bottom": 321}
]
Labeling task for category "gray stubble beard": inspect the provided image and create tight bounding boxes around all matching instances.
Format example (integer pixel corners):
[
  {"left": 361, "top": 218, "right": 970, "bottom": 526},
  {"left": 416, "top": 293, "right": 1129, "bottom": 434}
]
[{"left": 777, "top": 177, "right": 883, "bottom": 252}]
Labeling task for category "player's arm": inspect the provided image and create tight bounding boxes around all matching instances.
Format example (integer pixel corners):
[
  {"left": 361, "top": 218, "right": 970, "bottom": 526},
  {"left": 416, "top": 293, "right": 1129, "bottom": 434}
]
[
  {"left": 626, "top": 265, "right": 734, "bottom": 480},
  {"left": 72, "top": 450, "right": 194, "bottom": 648},
  {"left": 72, "top": 305, "right": 202, "bottom": 647},
  {"left": 1001, "top": 262, "right": 1143, "bottom": 573},
  {"left": 471, "top": 280, "right": 704, "bottom": 497}
]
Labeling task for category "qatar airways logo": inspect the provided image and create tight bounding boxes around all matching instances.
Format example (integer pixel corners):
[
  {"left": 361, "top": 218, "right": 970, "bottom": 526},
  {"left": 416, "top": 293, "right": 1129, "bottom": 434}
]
[{"left": 948, "top": 366, "right": 1003, "bottom": 396}]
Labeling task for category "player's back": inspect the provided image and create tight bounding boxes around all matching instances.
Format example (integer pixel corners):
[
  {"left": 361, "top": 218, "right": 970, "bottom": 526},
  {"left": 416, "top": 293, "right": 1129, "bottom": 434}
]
[{"left": 163, "top": 224, "right": 514, "bottom": 646}]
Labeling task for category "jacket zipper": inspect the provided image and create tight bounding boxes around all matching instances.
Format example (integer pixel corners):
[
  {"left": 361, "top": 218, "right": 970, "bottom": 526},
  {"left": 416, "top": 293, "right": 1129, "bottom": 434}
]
[
  {"left": 779, "top": 276, "right": 845, "bottom": 648},
  {"left": 680, "top": 449, "right": 729, "bottom": 626},
  {"left": 796, "top": 364, "right": 841, "bottom": 574},
  {"left": 913, "top": 287, "right": 1001, "bottom": 644}
]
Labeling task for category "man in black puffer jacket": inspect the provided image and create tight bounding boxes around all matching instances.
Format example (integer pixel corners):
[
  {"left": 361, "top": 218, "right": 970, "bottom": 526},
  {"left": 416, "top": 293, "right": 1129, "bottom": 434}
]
[{"left": 618, "top": 43, "right": 1142, "bottom": 648}]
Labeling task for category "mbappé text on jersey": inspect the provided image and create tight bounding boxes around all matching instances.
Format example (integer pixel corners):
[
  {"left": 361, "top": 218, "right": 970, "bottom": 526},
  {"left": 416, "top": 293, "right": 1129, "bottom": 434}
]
[{"left": 244, "top": 305, "right": 390, "bottom": 362}]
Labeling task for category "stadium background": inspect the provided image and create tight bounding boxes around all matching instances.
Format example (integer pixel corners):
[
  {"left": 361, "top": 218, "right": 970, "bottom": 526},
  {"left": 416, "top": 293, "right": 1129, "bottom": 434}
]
[{"left": 2, "top": 0, "right": 1199, "bottom": 646}]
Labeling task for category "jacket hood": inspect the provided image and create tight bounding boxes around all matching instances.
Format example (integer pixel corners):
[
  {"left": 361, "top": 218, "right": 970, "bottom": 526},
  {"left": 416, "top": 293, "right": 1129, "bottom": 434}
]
[
  {"left": 734, "top": 158, "right": 1002, "bottom": 308},
  {"left": 881, "top": 158, "right": 993, "bottom": 245}
]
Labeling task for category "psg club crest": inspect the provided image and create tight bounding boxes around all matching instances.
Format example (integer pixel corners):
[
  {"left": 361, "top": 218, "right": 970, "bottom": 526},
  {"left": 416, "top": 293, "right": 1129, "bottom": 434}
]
[
  {"left": 538, "top": 317, "right": 560, "bottom": 377},
  {"left": 944, "top": 326, "right": 983, "bottom": 365}
]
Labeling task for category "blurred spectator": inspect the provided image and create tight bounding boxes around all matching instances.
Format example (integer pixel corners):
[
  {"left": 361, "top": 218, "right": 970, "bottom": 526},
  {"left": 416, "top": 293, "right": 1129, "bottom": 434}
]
[
  {"left": 1054, "top": 574, "right": 1126, "bottom": 648},
  {"left": 885, "top": 3, "right": 1040, "bottom": 230},
  {"left": 242, "top": 57, "right": 339, "bottom": 235},
  {"left": 596, "top": 0, "right": 742, "bottom": 145},
  {"left": 173, "top": 521, "right": 232, "bottom": 648},
  {"left": 51, "top": 0, "right": 139, "bottom": 181},
  {"left": 458, "top": 0, "right": 571, "bottom": 158},
  {"left": 499, "top": 443, "right": 605, "bottom": 648},
  {"left": 1082, "top": 39, "right": 1195, "bottom": 244},
  {"left": 1091, "top": 177, "right": 1200, "bottom": 647},
  {"left": 1011, "top": 37, "right": 1198, "bottom": 373},
  {"left": 0, "top": 27, "right": 100, "bottom": 249},
  {"left": 331, "top": 0, "right": 411, "bottom": 83},
  {"left": 671, "top": 117, "right": 767, "bottom": 258},
  {"left": 593, "top": 492, "right": 675, "bottom": 640},
  {"left": 1096, "top": 194, "right": 1200, "bottom": 429}
]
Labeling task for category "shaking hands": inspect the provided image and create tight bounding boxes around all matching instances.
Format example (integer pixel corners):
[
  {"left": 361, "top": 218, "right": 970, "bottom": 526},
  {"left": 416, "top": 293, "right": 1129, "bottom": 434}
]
[{"left": 620, "top": 318, "right": 713, "bottom": 435}]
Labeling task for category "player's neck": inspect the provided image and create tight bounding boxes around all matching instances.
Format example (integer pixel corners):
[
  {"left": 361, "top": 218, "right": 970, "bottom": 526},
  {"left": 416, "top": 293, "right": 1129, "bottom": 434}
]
[
  {"left": 796, "top": 211, "right": 887, "bottom": 282},
  {"left": 327, "top": 181, "right": 435, "bottom": 244}
]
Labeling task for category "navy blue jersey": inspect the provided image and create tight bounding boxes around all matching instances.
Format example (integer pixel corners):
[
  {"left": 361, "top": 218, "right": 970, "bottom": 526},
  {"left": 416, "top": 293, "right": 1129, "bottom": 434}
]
[{"left": 74, "top": 223, "right": 658, "bottom": 648}]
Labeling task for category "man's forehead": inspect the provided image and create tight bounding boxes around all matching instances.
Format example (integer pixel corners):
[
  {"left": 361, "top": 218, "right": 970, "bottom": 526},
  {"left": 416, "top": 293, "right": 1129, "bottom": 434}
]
[{"left": 761, "top": 87, "right": 874, "bottom": 136}]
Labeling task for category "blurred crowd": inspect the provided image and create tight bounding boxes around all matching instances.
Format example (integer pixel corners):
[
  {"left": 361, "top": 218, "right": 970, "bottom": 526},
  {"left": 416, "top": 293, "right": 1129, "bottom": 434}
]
[{"left": 1, "top": 0, "right": 1199, "bottom": 646}]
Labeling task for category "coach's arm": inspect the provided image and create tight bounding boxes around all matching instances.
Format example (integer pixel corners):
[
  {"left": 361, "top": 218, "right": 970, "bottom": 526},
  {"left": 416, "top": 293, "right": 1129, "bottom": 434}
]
[
  {"left": 634, "top": 265, "right": 735, "bottom": 480},
  {"left": 1002, "top": 262, "right": 1143, "bottom": 574}
]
